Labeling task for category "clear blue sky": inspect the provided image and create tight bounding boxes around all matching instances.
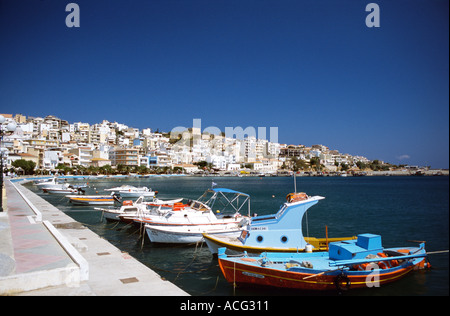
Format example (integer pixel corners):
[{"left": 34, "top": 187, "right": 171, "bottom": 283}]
[{"left": 1, "top": 0, "right": 448, "bottom": 168}]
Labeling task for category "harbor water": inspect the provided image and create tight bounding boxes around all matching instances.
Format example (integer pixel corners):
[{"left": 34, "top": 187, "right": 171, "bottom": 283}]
[{"left": 24, "top": 175, "right": 449, "bottom": 296}]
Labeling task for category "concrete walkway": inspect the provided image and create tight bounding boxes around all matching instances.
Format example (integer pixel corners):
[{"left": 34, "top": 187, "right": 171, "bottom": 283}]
[{"left": 0, "top": 179, "right": 188, "bottom": 296}]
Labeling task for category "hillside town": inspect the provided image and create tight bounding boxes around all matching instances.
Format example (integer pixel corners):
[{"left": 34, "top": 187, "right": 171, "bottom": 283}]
[{"left": 0, "top": 113, "right": 442, "bottom": 176}]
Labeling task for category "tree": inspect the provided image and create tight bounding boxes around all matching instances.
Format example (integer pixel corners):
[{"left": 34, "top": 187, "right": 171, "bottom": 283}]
[
  {"left": 356, "top": 161, "right": 368, "bottom": 170},
  {"left": 309, "top": 157, "right": 321, "bottom": 171},
  {"left": 194, "top": 161, "right": 208, "bottom": 168},
  {"left": 12, "top": 159, "right": 36, "bottom": 175},
  {"left": 56, "top": 163, "right": 72, "bottom": 175},
  {"left": 99, "top": 164, "right": 113, "bottom": 175}
]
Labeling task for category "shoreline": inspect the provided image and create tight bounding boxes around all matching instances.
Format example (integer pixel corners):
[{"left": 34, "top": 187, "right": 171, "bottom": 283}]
[{"left": 9, "top": 169, "right": 449, "bottom": 181}]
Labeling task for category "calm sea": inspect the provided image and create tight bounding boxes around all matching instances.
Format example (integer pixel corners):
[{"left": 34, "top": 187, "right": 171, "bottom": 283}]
[{"left": 25, "top": 175, "right": 449, "bottom": 296}]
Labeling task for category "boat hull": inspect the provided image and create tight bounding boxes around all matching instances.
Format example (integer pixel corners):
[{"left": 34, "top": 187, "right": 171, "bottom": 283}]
[
  {"left": 203, "top": 233, "right": 356, "bottom": 255},
  {"left": 44, "top": 189, "right": 77, "bottom": 194},
  {"left": 118, "top": 191, "right": 155, "bottom": 198},
  {"left": 218, "top": 248, "right": 428, "bottom": 291},
  {"left": 68, "top": 196, "right": 115, "bottom": 205},
  {"left": 145, "top": 225, "right": 242, "bottom": 244},
  {"left": 102, "top": 211, "right": 140, "bottom": 223},
  {"left": 102, "top": 211, "right": 122, "bottom": 221}
]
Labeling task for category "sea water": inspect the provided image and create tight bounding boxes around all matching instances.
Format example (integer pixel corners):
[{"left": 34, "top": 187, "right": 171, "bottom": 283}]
[{"left": 25, "top": 175, "right": 449, "bottom": 296}]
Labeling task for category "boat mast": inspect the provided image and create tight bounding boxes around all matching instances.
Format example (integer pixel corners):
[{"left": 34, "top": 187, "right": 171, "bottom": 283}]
[{"left": 294, "top": 172, "right": 297, "bottom": 193}]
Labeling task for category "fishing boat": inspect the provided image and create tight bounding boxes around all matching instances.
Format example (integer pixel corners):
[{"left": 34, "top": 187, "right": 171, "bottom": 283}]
[
  {"left": 218, "top": 233, "right": 430, "bottom": 291},
  {"left": 136, "top": 187, "right": 252, "bottom": 244},
  {"left": 203, "top": 192, "right": 355, "bottom": 255},
  {"left": 67, "top": 194, "right": 116, "bottom": 206},
  {"left": 104, "top": 185, "right": 157, "bottom": 198}
]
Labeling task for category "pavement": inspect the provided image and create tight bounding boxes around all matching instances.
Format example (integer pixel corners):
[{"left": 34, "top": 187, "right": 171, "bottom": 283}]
[{"left": 0, "top": 179, "right": 188, "bottom": 296}]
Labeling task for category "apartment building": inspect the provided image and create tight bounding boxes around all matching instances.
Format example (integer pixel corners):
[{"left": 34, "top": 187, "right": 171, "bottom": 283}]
[
  {"left": 69, "top": 146, "right": 93, "bottom": 167},
  {"left": 110, "top": 147, "right": 139, "bottom": 166}
]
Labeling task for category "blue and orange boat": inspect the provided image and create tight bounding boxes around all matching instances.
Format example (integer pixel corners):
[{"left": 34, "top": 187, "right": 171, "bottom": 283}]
[{"left": 218, "top": 233, "right": 430, "bottom": 291}]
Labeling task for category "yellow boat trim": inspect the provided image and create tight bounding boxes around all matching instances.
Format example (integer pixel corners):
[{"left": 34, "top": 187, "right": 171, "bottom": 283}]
[{"left": 204, "top": 234, "right": 356, "bottom": 252}]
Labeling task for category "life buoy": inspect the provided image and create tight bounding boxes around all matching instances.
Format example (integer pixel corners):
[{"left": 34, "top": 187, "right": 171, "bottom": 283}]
[
  {"left": 334, "top": 273, "right": 351, "bottom": 291},
  {"left": 286, "top": 192, "right": 308, "bottom": 203}
]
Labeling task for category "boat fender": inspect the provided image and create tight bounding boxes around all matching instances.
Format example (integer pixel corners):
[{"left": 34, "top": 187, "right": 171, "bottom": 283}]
[{"left": 334, "top": 273, "right": 351, "bottom": 291}]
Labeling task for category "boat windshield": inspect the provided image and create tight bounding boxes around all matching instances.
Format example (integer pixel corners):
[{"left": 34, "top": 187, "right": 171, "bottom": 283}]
[{"left": 190, "top": 201, "right": 210, "bottom": 211}]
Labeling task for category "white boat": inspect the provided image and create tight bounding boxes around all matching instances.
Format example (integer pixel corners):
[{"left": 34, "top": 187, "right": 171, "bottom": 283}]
[
  {"left": 96, "top": 196, "right": 149, "bottom": 222},
  {"left": 135, "top": 187, "right": 251, "bottom": 244},
  {"left": 34, "top": 177, "right": 56, "bottom": 185},
  {"left": 44, "top": 186, "right": 78, "bottom": 194},
  {"left": 104, "top": 185, "right": 157, "bottom": 198},
  {"left": 95, "top": 197, "right": 183, "bottom": 222},
  {"left": 145, "top": 223, "right": 245, "bottom": 244},
  {"left": 36, "top": 177, "right": 64, "bottom": 190},
  {"left": 43, "top": 184, "right": 87, "bottom": 195}
]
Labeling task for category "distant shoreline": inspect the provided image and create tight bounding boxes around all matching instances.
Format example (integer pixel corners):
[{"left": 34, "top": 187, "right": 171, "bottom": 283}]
[{"left": 8, "top": 169, "right": 449, "bottom": 181}]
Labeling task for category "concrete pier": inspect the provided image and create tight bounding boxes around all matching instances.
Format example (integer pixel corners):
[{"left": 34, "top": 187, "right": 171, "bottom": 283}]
[{"left": 0, "top": 179, "right": 188, "bottom": 296}]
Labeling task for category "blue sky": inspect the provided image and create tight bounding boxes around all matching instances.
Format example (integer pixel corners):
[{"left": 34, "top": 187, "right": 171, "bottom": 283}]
[{"left": 1, "top": 0, "right": 448, "bottom": 168}]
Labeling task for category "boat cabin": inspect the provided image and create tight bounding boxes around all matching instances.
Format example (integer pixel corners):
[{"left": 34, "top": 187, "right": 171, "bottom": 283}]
[
  {"left": 329, "top": 234, "right": 383, "bottom": 260},
  {"left": 239, "top": 194, "right": 325, "bottom": 250}
]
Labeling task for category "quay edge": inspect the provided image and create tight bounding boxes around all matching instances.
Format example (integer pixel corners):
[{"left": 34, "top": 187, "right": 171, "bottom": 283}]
[{"left": 1, "top": 179, "right": 189, "bottom": 296}]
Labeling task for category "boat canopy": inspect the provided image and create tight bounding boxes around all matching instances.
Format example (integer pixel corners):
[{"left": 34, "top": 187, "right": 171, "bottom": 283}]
[
  {"left": 209, "top": 188, "right": 249, "bottom": 197},
  {"left": 199, "top": 187, "right": 251, "bottom": 216}
]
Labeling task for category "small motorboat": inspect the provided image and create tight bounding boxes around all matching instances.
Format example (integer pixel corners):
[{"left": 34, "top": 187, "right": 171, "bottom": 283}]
[
  {"left": 43, "top": 184, "right": 87, "bottom": 195},
  {"left": 218, "top": 234, "right": 430, "bottom": 291},
  {"left": 95, "top": 197, "right": 183, "bottom": 223},
  {"left": 36, "top": 177, "right": 66, "bottom": 191},
  {"left": 135, "top": 187, "right": 252, "bottom": 244},
  {"left": 67, "top": 194, "right": 116, "bottom": 206},
  {"left": 104, "top": 185, "right": 158, "bottom": 198},
  {"left": 44, "top": 186, "right": 78, "bottom": 194}
]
